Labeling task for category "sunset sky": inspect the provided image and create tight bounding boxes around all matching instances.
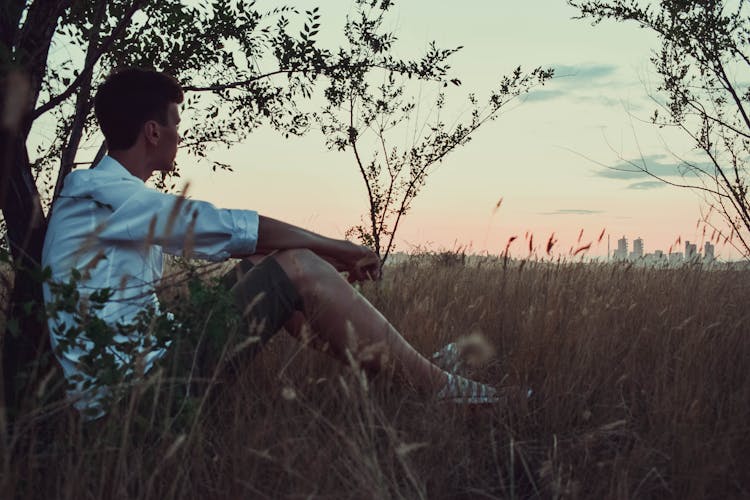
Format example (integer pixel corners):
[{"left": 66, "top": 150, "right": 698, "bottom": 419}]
[{"left": 51, "top": 1, "right": 738, "bottom": 259}]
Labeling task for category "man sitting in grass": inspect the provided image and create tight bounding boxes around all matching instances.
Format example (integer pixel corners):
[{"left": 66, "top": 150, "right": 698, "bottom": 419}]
[{"left": 42, "top": 68, "right": 499, "bottom": 420}]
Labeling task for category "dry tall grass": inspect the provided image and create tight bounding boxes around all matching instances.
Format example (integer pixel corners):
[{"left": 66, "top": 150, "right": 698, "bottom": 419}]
[{"left": 1, "top": 257, "right": 749, "bottom": 499}]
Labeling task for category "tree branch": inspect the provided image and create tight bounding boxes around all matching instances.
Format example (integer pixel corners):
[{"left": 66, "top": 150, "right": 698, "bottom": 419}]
[
  {"left": 686, "top": 99, "right": 750, "bottom": 140},
  {"left": 348, "top": 95, "right": 380, "bottom": 255},
  {"left": 53, "top": 0, "right": 108, "bottom": 201},
  {"left": 32, "top": 0, "right": 148, "bottom": 120},
  {"left": 182, "top": 68, "right": 308, "bottom": 92},
  {"left": 181, "top": 61, "right": 418, "bottom": 93},
  {"left": 685, "top": 121, "right": 750, "bottom": 226},
  {"left": 713, "top": 57, "right": 750, "bottom": 133},
  {"left": 376, "top": 132, "right": 396, "bottom": 240}
]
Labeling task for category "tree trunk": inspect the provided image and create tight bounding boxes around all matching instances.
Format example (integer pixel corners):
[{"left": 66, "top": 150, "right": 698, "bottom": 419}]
[
  {"left": 1, "top": 0, "right": 70, "bottom": 416},
  {"left": 0, "top": 132, "right": 49, "bottom": 416}
]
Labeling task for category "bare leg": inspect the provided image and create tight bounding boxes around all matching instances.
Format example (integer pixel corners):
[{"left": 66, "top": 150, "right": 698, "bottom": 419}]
[{"left": 259, "top": 250, "right": 449, "bottom": 392}]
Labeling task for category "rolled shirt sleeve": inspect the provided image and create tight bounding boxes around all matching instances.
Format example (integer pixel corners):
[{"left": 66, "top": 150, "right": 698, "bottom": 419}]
[
  {"left": 97, "top": 188, "right": 259, "bottom": 260},
  {"left": 226, "top": 208, "right": 260, "bottom": 257}
]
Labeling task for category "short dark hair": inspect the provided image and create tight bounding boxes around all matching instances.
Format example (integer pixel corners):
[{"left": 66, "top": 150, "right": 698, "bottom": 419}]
[{"left": 94, "top": 68, "right": 184, "bottom": 150}]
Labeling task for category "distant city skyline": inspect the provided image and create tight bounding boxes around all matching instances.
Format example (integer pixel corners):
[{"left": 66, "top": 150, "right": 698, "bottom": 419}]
[{"left": 611, "top": 235, "right": 716, "bottom": 264}]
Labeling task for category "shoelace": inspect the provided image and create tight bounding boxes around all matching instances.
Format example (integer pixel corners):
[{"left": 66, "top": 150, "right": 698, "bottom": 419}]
[{"left": 431, "top": 342, "right": 464, "bottom": 374}]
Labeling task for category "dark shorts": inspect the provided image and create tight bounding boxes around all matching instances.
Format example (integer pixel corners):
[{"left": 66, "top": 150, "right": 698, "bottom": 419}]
[{"left": 138, "top": 256, "right": 303, "bottom": 424}]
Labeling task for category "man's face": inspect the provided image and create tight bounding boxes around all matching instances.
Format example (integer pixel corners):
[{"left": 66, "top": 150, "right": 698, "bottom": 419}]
[{"left": 153, "top": 102, "right": 181, "bottom": 172}]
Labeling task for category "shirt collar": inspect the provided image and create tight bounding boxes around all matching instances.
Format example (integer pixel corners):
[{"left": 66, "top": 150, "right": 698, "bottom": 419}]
[{"left": 94, "top": 155, "right": 145, "bottom": 184}]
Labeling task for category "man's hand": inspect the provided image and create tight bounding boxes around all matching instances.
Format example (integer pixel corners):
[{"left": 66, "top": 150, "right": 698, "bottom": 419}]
[
  {"left": 326, "top": 242, "right": 381, "bottom": 283},
  {"left": 348, "top": 244, "right": 381, "bottom": 282}
]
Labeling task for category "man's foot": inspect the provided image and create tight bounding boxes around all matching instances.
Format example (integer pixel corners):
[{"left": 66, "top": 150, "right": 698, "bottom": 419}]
[
  {"left": 431, "top": 335, "right": 496, "bottom": 376},
  {"left": 432, "top": 340, "right": 532, "bottom": 406},
  {"left": 436, "top": 373, "right": 500, "bottom": 404},
  {"left": 431, "top": 342, "right": 464, "bottom": 374}
]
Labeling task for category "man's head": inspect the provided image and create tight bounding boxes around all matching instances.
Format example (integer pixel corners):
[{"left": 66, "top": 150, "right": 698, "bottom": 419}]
[{"left": 94, "top": 68, "right": 184, "bottom": 172}]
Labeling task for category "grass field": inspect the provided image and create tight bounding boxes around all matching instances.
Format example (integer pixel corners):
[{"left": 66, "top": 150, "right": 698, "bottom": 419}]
[{"left": 1, "top": 256, "right": 749, "bottom": 499}]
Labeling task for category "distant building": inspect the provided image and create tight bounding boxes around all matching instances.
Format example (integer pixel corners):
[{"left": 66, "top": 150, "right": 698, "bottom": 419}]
[
  {"left": 614, "top": 236, "right": 628, "bottom": 261},
  {"left": 704, "top": 241, "right": 715, "bottom": 262},
  {"left": 669, "top": 252, "right": 683, "bottom": 265},
  {"left": 643, "top": 250, "right": 667, "bottom": 266},
  {"left": 651, "top": 249, "right": 666, "bottom": 264},
  {"left": 630, "top": 237, "right": 644, "bottom": 260},
  {"left": 685, "top": 241, "right": 697, "bottom": 262}
]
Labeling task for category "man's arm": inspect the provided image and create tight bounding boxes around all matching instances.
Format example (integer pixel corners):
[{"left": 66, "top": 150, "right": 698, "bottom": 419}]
[{"left": 237, "top": 215, "right": 380, "bottom": 281}]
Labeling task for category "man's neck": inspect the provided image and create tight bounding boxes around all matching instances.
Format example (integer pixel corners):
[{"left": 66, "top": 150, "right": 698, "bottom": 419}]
[{"left": 108, "top": 150, "right": 153, "bottom": 181}]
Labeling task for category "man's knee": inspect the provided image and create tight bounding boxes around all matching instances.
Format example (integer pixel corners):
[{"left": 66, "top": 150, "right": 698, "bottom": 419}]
[{"left": 272, "top": 248, "right": 333, "bottom": 293}]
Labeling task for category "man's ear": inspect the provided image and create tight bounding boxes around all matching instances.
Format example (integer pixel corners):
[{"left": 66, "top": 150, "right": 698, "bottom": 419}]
[{"left": 143, "top": 120, "right": 160, "bottom": 146}]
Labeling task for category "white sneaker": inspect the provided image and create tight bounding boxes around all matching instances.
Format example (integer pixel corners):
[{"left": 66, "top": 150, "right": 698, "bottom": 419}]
[
  {"left": 432, "top": 341, "right": 533, "bottom": 405},
  {"left": 431, "top": 342, "right": 465, "bottom": 374},
  {"left": 431, "top": 335, "right": 496, "bottom": 375},
  {"left": 436, "top": 373, "right": 500, "bottom": 404}
]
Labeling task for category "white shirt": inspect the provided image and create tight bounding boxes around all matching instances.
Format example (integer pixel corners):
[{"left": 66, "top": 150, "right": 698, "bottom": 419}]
[{"left": 42, "top": 156, "right": 259, "bottom": 416}]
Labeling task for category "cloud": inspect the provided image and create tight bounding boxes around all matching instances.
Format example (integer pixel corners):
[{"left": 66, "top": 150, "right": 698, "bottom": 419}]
[
  {"left": 552, "top": 64, "right": 619, "bottom": 82},
  {"left": 523, "top": 64, "right": 633, "bottom": 105},
  {"left": 573, "top": 94, "right": 640, "bottom": 109},
  {"left": 594, "top": 154, "right": 709, "bottom": 180},
  {"left": 627, "top": 181, "right": 665, "bottom": 190},
  {"left": 539, "top": 209, "right": 605, "bottom": 215},
  {"left": 523, "top": 89, "right": 568, "bottom": 102}
]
